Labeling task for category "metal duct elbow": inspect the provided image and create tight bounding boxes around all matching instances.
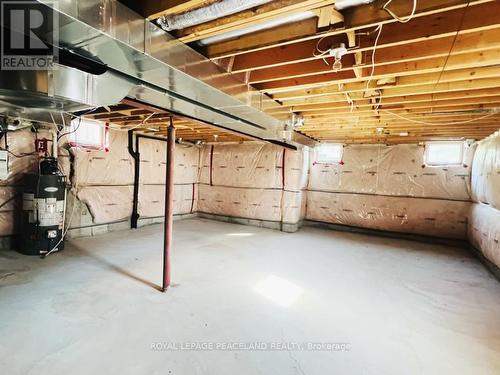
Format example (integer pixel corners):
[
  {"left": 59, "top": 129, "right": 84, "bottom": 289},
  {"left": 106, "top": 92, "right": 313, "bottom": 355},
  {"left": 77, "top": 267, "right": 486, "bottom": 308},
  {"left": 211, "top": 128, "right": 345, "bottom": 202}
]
[{"left": 157, "top": 0, "right": 272, "bottom": 31}]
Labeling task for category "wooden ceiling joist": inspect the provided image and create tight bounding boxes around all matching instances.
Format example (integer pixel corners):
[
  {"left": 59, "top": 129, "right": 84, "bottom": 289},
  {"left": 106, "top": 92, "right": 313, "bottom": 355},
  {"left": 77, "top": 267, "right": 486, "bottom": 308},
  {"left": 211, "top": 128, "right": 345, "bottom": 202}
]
[{"left": 121, "top": 0, "right": 500, "bottom": 143}]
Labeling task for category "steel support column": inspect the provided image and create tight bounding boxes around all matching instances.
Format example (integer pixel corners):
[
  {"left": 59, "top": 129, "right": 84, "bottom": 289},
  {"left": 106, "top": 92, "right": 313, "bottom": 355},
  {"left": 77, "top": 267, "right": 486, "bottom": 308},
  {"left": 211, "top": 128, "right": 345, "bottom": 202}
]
[{"left": 162, "top": 119, "right": 175, "bottom": 292}]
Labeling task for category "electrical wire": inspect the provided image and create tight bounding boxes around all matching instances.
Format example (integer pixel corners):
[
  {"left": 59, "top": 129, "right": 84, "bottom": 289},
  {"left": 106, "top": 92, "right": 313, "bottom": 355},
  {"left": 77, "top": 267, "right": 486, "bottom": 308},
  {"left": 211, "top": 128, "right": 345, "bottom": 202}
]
[
  {"left": 0, "top": 147, "right": 37, "bottom": 158},
  {"left": 430, "top": 1, "right": 470, "bottom": 107},
  {"left": 364, "top": 24, "right": 384, "bottom": 110},
  {"left": 42, "top": 169, "right": 79, "bottom": 258},
  {"left": 57, "top": 116, "right": 81, "bottom": 141},
  {"left": 383, "top": 0, "right": 417, "bottom": 24},
  {"left": 363, "top": 0, "right": 418, "bottom": 111},
  {"left": 384, "top": 110, "right": 499, "bottom": 125}
]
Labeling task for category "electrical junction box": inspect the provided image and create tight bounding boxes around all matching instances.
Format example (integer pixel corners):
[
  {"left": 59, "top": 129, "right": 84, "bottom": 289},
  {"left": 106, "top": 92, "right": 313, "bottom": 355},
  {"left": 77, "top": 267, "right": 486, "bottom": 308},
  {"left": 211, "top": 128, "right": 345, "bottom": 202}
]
[{"left": 0, "top": 150, "right": 8, "bottom": 180}]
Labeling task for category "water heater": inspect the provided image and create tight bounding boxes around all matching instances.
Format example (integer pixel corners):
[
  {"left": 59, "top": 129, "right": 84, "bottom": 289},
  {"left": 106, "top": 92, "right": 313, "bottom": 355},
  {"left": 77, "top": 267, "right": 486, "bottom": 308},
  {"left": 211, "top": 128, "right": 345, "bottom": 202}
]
[{"left": 19, "top": 158, "right": 67, "bottom": 256}]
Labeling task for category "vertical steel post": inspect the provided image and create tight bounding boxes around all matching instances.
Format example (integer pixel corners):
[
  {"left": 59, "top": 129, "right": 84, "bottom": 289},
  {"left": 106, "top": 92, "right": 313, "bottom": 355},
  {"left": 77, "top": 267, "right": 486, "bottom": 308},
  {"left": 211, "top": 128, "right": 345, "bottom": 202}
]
[{"left": 162, "top": 119, "right": 175, "bottom": 292}]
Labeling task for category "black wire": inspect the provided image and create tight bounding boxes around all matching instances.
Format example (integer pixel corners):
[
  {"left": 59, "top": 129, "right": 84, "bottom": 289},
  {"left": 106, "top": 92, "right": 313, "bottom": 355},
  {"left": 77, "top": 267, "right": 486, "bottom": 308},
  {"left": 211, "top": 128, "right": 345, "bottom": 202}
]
[
  {"left": 0, "top": 147, "right": 37, "bottom": 158},
  {"left": 57, "top": 107, "right": 100, "bottom": 141},
  {"left": 0, "top": 193, "right": 19, "bottom": 210},
  {"left": 57, "top": 116, "right": 81, "bottom": 141}
]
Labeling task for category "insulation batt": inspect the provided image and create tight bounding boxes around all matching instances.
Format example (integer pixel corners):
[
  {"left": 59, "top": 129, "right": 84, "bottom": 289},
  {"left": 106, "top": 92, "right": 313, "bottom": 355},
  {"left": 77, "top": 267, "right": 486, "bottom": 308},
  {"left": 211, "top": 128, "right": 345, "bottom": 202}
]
[
  {"left": 469, "top": 203, "right": 500, "bottom": 267},
  {"left": 71, "top": 131, "right": 200, "bottom": 224},
  {"left": 306, "top": 191, "right": 469, "bottom": 240},
  {"left": 197, "top": 142, "right": 308, "bottom": 224},
  {"left": 308, "top": 144, "right": 474, "bottom": 200}
]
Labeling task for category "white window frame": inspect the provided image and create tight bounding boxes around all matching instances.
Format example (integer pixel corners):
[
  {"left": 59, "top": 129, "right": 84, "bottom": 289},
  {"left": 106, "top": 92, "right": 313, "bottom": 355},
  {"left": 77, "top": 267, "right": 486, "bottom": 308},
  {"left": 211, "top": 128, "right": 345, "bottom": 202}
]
[
  {"left": 314, "top": 143, "right": 344, "bottom": 164},
  {"left": 424, "top": 141, "right": 465, "bottom": 167},
  {"left": 68, "top": 118, "right": 108, "bottom": 151}
]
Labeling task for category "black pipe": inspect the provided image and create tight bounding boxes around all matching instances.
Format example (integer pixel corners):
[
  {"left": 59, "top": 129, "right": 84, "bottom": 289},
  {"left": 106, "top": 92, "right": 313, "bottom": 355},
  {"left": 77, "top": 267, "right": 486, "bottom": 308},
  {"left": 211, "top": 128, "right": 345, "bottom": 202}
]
[
  {"left": 128, "top": 130, "right": 140, "bottom": 229},
  {"left": 128, "top": 131, "right": 169, "bottom": 229}
]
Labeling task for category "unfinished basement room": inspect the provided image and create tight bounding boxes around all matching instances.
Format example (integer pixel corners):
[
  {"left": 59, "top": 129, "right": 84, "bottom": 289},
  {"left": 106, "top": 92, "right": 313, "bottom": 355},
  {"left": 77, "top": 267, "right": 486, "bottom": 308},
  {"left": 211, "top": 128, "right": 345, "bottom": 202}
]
[{"left": 1, "top": 0, "right": 500, "bottom": 373}]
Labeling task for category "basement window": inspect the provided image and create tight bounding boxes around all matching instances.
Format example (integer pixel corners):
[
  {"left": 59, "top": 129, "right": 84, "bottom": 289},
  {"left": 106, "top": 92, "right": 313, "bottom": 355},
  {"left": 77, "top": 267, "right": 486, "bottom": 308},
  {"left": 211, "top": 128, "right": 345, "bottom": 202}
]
[
  {"left": 425, "top": 141, "right": 464, "bottom": 166},
  {"left": 314, "top": 143, "right": 344, "bottom": 164},
  {"left": 68, "top": 118, "right": 108, "bottom": 151}
]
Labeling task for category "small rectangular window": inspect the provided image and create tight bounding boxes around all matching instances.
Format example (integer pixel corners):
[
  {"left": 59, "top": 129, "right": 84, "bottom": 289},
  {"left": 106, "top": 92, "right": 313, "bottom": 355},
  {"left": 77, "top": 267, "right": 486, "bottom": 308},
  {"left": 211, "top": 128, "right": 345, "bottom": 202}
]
[
  {"left": 425, "top": 141, "right": 464, "bottom": 166},
  {"left": 314, "top": 143, "right": 343, "bottom": 164},
  {"left": 68, "top": 118, "right": 106, "bottom": 150}
]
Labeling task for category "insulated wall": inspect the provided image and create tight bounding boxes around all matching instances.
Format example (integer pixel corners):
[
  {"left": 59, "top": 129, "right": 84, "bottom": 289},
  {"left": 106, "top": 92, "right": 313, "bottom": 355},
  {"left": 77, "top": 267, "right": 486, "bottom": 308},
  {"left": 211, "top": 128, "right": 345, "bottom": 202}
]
[
  {"left": 469, "top": 131, "right": 500, "bottom": 267},
  {"left": 137, "top": 138, "right": 199, "bottom": 218},
  {"left": 71, "top": 130, "right": 199, "bottom": 227},
  {"left": 197, "top": 142, "right": 308, "bottom": 227},
  {"left": 306, "top": 144, "right": 475, "bottom": 239}
]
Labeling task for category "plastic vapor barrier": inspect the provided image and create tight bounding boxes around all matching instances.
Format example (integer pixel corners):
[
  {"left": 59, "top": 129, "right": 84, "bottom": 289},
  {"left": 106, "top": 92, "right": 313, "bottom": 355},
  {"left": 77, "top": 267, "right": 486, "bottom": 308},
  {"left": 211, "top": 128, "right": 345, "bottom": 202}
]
[
  {"left": 309, "top": 144, "right": 473, "bottom": 200},
  {"left": 77, "top": 185, "right": 133, "bottom": 224},
  {"left": 307, "top": 191, "right": 469, "bottom": 239},
  {"left": 71, "top": 131, "right": 200, "bottom": 225},
  {"left": 469, "top": 203, "right": 500, "bottom": 267},
  {"left": 197, "top": 142, "right": 309, "bottom": 226},
  {"left": 469, "top": 131, "right": 500, "bottom": 268},
  {"left": 471, "top": 131, "right": 500, "bottom": 209},
  {"left": 137, "top": 137, "right": 199, "bottom": 218},
  {"left": 138, "top": 184, "right": 196, "bottom": 217}
]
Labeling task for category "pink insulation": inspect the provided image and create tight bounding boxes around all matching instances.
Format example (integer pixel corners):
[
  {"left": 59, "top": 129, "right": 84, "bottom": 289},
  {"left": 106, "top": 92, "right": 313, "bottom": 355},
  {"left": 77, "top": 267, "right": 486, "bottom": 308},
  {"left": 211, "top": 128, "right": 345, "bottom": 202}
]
[
  {"left": 199, "top": 143, "right": 283, "bottom": 188},
  {"left": 469, "top": 131, "right": 500, "bottom": 267},
  {"left": 72, "top": 131, "right": 134, "bottom": 186},
  {"left": 138, "top": 184, "right": 196, "bottom": 217},
  {"left": 197, "top": 142, "right": 308, "bottom": 225},
  {"left": 136, "top": 137, "right": 199, "bottom": 218},
  {"left": 198, "top": 184, "right": 282, "bottom": 222},
  {"left": 309, "top": 144, "right": 473, "bottom": 200},
  {"left": 77, "top": 186, "right": 133, "bottom": 224},
  {"left": 307, "top": 191, "right": 469, "bottom": 239},
  {"left": 70, "top": 131, "right": 201, "bottom": 224},
  {"left": 138, "top": 138, "right": 199, "bottom": 185}
]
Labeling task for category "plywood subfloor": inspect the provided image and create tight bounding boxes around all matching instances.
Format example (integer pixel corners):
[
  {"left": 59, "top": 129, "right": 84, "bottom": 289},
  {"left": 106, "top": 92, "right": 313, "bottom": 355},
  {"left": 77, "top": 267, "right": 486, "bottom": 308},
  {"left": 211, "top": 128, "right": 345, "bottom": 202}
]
[{"left": 1, "top": 219, "right": 500, "bottom": 374}]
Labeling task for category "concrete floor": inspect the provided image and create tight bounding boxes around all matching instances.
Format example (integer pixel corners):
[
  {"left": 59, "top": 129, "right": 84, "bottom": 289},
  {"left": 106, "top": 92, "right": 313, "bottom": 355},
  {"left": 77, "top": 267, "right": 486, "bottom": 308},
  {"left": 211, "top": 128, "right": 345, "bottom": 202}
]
[{"left": 1, "top": 218, "right": 500, "bottom": 375}]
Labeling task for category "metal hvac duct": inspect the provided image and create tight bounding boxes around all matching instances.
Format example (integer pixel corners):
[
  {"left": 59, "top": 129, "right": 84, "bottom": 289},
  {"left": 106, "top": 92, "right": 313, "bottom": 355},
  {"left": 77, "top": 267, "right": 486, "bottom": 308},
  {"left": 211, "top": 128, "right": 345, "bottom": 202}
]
[{"left": 0, "top": 0, "right": 315, "bottom": 147}]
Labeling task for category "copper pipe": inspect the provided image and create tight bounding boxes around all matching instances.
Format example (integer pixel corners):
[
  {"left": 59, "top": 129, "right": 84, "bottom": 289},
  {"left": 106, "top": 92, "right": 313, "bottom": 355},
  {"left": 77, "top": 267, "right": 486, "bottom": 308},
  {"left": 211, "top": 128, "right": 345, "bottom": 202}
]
[{"left": 162, "top": 119, "right": 175, "bottom": 292}]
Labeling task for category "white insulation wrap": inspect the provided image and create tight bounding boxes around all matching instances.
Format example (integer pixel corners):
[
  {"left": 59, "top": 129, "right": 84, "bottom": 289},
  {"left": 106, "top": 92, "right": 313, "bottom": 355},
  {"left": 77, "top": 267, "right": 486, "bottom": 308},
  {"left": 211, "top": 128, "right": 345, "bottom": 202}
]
[
  {"left": 469, "top": 203, "right": 500, "bottom": 267},
  {"left": 306, "top": 191, "right": 470, "bottom": 239},
  {"left": 309, "top": 144, "right": 474, "bottom": 200},
  {"left": 471, "top": 131, "right": 500, "bottom": 209},
  {"left": 469, "top": 131, "right": 500, "bottom": 268}
]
